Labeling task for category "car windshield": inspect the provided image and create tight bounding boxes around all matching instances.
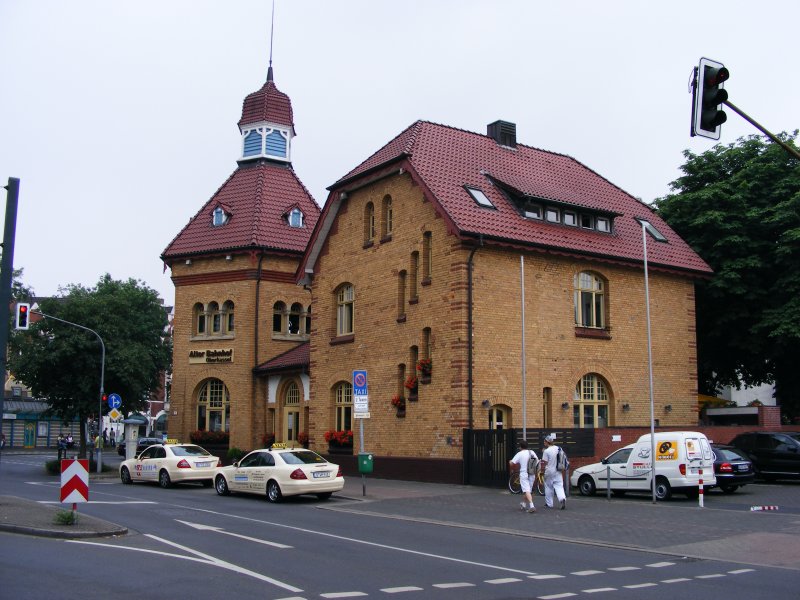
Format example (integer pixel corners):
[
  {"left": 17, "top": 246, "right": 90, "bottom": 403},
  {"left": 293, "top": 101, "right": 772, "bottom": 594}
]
[
  {"left": 280, "top": 450, "right": 326, "bottom": 465},
  {"left": 171, "top": 445, "right": 210, "bottom": 457},
  {"left": 715, "top": 447, "right": 747, "bottom": 461},
  {"left": 785, "top": 432, "right": 800, "bottom": 444}
]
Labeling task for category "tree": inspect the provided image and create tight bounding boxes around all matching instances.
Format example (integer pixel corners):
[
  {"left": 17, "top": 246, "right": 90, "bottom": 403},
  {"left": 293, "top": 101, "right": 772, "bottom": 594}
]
[
  {"left": 8, "top": 274, "right": 171, "bottom": 455},
  {"left": 655, "top": 133, "right": 800, "bottom": 418}
]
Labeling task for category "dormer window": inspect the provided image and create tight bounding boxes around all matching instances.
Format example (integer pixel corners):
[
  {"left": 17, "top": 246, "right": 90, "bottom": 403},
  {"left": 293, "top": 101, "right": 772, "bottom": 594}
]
[
  {"left": 288, "top": 208, "right": 304, "bottom": 228},
  {"left": 212, "top": 207, "right": 229, "bottom": 227},
  {"left": 466, "top": 186, "right": 495, "bottom": 208}
]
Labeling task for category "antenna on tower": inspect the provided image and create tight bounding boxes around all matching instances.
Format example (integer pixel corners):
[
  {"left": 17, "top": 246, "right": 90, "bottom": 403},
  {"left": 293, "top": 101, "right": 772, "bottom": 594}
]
[{"left": 267, "top": 0, "right": 275, "bottom": 82}]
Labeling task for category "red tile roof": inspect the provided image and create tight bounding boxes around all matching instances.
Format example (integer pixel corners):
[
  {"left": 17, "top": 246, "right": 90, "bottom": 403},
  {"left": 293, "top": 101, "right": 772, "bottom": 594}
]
[
  {"left": 254, "top": 342, "right": 309, "bottom": 374},
  {"left": 326, "top": 120, "right": 711, "bottom": 275},
  {"left": 162, "top": 161, "right": 319, "bottom": 261},
  {"left": 238, "top": 79, "right": 295, "bottom": 132}
]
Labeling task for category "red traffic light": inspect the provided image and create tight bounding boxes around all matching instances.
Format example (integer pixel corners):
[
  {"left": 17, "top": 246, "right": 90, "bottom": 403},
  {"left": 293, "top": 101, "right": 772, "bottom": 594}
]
[{"left": 15, "top": 302, "right": 30, "bottom": 330}]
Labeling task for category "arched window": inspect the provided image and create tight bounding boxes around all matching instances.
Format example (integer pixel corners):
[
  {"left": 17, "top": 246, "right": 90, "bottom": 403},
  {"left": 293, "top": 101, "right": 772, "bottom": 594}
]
[
  {"left": 273, "top": 302, "right": 286, "bottom": 334},
  {"left": 334, "top": 381, "right": 353, "bottom": 432},
  {"left": 288, "top": 208, "right": 304, "bottom": 228},
  {"left": 197, "top": 378, "right": 230, "bottom": 432},
  {"left": 212, "top": 207, "right": 228, "bottom": 226},
  {"left": 222, "top": 300, "right": 234, "bottom": 334},
  {"left": 574, "top": 272, "right": 606, "bottom": 329},
  {"left": 422, "top": 327, "right": 432, "bottom": 361},
  {"left": 193, "top": 303, "right": 206, "bottom": 335},
  {"left": 489, "top": 406, "right": 508, "bottom": 430},
  {"left": 289, "top": 303, "right": 303, "bottom": 335},
  {"left": 285, "top": 381, "right": 300, "bottom": 406},
  {"left": 409, "top": 251, "right": 419, "bottom": 301},
  {"left": 397, "top": 363, "right": 407, "bottom": 397},
  {"left": 336, "top": 284, "right": 354, "bottom": 336},
  {"left": 304, "top": 305, "right": 312, "bottom": 335},
  {"left": 573, "top": 373, "right": 610, "bottom": 428},
  {"left": 422, "top": 231, "right": 432, "bottom": 282},
  {"left": 208, "top": 301, "right": 221, "bottom": 334},
  {"left": 364, "top": 202, "right": 375, "bottom": 245},
  {"left": 381, "top": 195, "right": 393, "bottom": 239}
]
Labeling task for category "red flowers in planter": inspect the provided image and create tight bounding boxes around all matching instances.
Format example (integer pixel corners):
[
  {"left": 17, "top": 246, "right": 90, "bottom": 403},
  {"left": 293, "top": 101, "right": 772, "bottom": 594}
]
[
  {"left": 391, "top": 394, "right": 405, "bottom": 407},
  {"left": 190, "top": 430, "right": 230, "bottom": 444},
  {"left": 324, "top": 429, "right": 353, "bottom": 446},
  {"left": 404, "top": 375, "right": 418, "bottom": 390},
  {"left": 416, "top": 358, "right": 432, "bottom": 376}
]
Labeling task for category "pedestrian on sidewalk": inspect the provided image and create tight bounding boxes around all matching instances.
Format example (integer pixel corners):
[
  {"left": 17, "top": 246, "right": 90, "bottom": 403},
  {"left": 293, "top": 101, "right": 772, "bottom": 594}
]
[
  {"left": 540, "top": 433, "right": 566, "bottom": 510},
  {"left": 509, "top": 439, "right": 537, "bottom": 513}
]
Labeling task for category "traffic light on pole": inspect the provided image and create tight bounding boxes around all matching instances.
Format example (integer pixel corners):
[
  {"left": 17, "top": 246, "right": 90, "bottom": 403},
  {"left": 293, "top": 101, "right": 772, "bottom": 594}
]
[
  {"left": 692, "top": 57, "right": 729, "bottom": 140},
  {"left": 15, "top": 303, "right": 30, "bottom": 330}
]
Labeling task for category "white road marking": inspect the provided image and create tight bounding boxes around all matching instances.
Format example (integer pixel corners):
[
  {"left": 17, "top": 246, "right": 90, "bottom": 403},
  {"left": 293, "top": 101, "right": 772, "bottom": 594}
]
[
  {"left": 380, "top": 586, "right": 424, "bottom": 593},
  {"left": 432, "top": 582, "right": 475, "bottom": 589},
  {"left": 729, "top": 569, "right": 755, "bottom": 574},
  {"left": 538, "top": 594, "right": 576, "bottom": 599},
  {"left": 68, "top": 535, "right": 302, "bottom": 593},
  {"left": 661, "top": 578, "right": 691, "bottom": 583},
  {"left": 176, "top": 520, "right": 292, "bottom": 548},
  {"left": 169, "top": 503, "right": 537, "bottom": 576},
  {"left": 320, "top": 593, "right": 368, "bottom": 598},
  {"left": 696, "top": 573, "right": 725, "bottom": 579},
  {"left": 571, "top": 569, "right": 603, "bottom": 576},
  {"left": 624, "top": 583, "right": 657, "bottom": 589},
  {"left": 530, "top": 574, "right": 565, "bottom": 580},
  {"left": 646, "top": 561, "right": 675, "bottom": 568},
  {"left": 485, "top": 577, "right": 523, "bottom": 584},
  {"left": 583, "top": 588, "right": 617, "bottom": 593},
  {"left": 607, "top": 566, "right": 640, "bottom": 571}
]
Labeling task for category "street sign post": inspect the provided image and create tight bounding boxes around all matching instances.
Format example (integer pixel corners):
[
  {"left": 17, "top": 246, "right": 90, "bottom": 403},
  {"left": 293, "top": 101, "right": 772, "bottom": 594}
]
[
  {"left": 107, "top": 393, "right": 121, "bottom": 409},
  {"left": 353, "top": 370, "right": 370, "bottom": 497}
]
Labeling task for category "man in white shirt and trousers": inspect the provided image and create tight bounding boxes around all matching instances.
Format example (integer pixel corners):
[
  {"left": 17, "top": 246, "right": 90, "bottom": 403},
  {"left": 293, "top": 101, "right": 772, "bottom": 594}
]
[{"left": 540, "top": 433, "right": 566, "bottom": 510}]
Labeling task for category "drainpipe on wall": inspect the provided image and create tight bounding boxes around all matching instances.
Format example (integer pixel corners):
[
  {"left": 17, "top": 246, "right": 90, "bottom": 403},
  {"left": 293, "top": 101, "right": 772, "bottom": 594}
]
[
  {"left": 466, "top": 237, "right": 483, "bottom": 430},
  {"left": 253, "top": 251, "right": 265, "bottom": 448}
]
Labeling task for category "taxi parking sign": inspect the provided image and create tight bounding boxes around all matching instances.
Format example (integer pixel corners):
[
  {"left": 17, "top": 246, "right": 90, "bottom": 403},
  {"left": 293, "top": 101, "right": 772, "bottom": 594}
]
[{"left": 353, "top": 370, "right": 368, "bottom": 395}]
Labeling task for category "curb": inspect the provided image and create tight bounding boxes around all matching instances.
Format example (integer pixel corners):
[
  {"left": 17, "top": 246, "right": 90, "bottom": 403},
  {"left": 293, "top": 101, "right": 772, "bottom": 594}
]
[{"left": 0, "top": 522, "right": 128, "bottom": 539}]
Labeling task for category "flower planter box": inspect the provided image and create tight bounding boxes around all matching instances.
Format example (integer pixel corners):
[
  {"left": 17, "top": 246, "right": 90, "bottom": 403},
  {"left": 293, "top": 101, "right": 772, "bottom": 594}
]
[{"left": 327, "top": 445, "right": 353, "bottom": 455}]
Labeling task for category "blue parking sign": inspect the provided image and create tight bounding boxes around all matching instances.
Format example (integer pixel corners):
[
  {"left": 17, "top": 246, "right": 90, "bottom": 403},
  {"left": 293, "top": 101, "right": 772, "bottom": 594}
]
[{"left": 353, "top": 370, "right": 368, "bottom": 395}]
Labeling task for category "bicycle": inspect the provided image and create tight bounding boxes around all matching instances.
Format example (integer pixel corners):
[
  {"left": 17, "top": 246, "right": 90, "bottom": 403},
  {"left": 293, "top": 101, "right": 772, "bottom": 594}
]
[{"left": 508, "top": 470, "right": 544, "bottom": 496}]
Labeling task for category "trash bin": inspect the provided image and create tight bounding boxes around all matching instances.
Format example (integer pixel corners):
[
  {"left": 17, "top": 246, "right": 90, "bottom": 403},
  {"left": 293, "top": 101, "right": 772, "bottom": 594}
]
[{"left": 358, "top": 452, "right": 373, "bottom": 474}]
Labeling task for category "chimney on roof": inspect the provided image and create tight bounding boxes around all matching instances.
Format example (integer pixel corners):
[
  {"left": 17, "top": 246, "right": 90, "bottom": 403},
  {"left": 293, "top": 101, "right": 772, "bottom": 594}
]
[{"left": 487, "top": 120, "right": 516, "bottom": 148}]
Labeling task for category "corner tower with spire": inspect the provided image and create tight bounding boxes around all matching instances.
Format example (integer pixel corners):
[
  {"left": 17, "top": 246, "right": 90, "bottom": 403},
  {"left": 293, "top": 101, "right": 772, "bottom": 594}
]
[{"left": 161, "top": 62, "right": 319, "bottom": 452}]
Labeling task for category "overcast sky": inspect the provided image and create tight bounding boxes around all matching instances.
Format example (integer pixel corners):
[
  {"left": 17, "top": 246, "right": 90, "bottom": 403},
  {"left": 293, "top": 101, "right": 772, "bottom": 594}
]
[{"left": 1, "top": 1, "right": 797, "bottom": 305}]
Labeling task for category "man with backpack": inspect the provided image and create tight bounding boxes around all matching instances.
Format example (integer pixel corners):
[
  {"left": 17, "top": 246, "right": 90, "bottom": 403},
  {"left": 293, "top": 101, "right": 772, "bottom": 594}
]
[
  {"left": 509, "top": 439, "right": 538, "bottom": 513},
  {"left": 540, "top": 433, "right": 567, "bottom": 510}
]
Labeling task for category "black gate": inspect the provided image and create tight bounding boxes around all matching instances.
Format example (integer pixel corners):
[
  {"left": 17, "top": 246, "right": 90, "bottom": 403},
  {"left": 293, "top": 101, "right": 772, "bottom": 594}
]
[{"left": 463, "top": 428, "right": 596, "bottom": 488}]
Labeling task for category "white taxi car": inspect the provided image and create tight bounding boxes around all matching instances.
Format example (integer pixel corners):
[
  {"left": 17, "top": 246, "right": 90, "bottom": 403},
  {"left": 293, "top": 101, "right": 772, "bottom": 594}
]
[
  {"left": 214, "top": 445, "right": 344, "bottom": 502},
  {"left": 120, "top": 443, "right": 221, "bottom": 488}
]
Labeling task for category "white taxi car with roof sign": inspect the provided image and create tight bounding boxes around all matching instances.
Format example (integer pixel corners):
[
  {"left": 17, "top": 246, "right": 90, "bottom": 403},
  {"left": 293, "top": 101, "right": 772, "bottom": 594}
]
[
  {"left": 213, "top": 444, "right": 344, "bottom": 502},
  {"left": 120, "top": 442, "right": 221, "bottom": 488}
]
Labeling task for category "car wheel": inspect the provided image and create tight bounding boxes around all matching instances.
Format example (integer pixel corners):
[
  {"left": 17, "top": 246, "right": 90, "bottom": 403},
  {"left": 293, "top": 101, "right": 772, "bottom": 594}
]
[
  {"left": 120, "top": 466, "right": 132, "bottom": 485},
  {"left": 267, "top": 480, "right": 283, "bottom": 503},
  {"left": 654, "top": 476, "right": 671, "bottom": 500},
  {"left": 720, "top": 485, "right": 738, "bottom": 494},
  {"left": 578, "top": 475, "right": 596, "bottom": 496},
  {"left": 316, "top": 492, "right": 333, "bottom": 501},
  {"left": 159, "top": 470, "right": 172, "bottom": 489},
  {"left": 215, "top": 475, "right": 229, "bottom": 496}
]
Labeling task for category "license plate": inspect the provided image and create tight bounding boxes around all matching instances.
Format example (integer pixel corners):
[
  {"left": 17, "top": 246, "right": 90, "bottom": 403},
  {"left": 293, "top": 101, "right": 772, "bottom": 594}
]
[
  {"left": 736, "top": 464, "right": 749, "bottom": 472},
  {"left": 312, "top": 471, "right": 330, "bottom": 479},
  {"left": 195, "top": 461, "right": 211, "bottom": 467}
]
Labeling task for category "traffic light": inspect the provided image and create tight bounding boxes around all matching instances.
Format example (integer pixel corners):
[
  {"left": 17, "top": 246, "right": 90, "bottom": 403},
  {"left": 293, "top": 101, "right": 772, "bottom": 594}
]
[
  {"left": 692, "top": 57, "right": 729, "bottom": 140},
  {"left": 15, "top": 303, "right": 30, "bottom": 330}
]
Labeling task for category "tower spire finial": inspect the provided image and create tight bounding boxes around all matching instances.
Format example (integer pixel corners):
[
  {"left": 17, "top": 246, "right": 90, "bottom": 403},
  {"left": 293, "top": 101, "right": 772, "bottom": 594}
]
[{"left": 267, "top": 0, "right": 275, "bottom": 82}]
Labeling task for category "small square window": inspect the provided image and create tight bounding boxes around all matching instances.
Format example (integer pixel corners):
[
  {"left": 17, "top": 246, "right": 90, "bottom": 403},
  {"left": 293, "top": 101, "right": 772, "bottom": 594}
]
[
  {"left": 564, "top": 211, "right": 577, "bottom": 226},
  {"left": 596, "top": 217, "right": 611, "bottom": 232},
  {"left": 546, "top": 207, "right": 560, "bottom": 223},
  {"left": 212, "top": 207, "right": 228, "bottom": 227},
  {"left": 524, "top": 204, "right": 542, "bottom": 219},
  {"left": 580, "top": 214, "right": 593, "bottom": 229},
  {"left": 466, "top": 187, "right": 495, "bottom": 208}
]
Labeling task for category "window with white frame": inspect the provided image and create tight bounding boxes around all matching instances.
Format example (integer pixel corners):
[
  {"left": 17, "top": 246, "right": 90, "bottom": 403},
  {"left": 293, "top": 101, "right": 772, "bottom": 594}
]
[
  {"left": 197, "top": 378, "right": 230, "bottom": 432},
  {"left": 336, "top": 284, "right": 354, "bottom": 336},
  {"left": 573, "top": 373, "right": 610, "bottom": 428},
  {"left": 334, "top": 382, "right": 353, "bottom": 432},
  {"left": 574, "top": 271, "right": 606, "bottom": 329}
]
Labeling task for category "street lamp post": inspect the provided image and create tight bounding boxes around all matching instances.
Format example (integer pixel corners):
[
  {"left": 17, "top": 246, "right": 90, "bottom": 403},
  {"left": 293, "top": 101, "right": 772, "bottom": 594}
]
[{"left": 641, "top": 222, "right": 657, "bottom": 504}]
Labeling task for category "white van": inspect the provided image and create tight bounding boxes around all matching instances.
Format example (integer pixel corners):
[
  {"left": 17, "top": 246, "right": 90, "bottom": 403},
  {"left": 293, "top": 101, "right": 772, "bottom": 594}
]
[{"left": 570, "top": 431, "right": 716, "bottom": 500}]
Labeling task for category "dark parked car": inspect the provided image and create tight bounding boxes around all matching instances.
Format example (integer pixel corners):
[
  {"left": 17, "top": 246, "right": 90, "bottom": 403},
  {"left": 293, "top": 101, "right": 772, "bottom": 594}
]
[
  {"left": 729, "top": 431, "right": 800, "bottom": 480},
  {"left": 117, "top": 436, "right": 164, "bottom": 457},
  {"left": 710, "top": 444, "right": 754, "bottom": 493}
]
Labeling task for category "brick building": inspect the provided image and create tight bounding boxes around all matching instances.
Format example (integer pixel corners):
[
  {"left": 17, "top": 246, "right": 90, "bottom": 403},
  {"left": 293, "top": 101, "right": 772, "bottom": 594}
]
[
  {"left": 298, "top": 119, "right": 712, "bottom": 477},
  {"left": 161, "top": 66, "right": 319, "bottom": 451}
]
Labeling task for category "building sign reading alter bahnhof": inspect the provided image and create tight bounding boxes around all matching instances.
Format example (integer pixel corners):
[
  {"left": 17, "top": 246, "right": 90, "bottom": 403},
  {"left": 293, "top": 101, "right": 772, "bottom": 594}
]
[{"left": 189, "top": 349, "right": 234, "bottom": 364}]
